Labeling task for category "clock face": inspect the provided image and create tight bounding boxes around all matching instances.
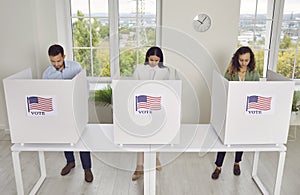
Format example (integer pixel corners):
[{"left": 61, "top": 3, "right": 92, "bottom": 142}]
[{"left": 193, "top": 14, "right": 211, "bottom": 32}]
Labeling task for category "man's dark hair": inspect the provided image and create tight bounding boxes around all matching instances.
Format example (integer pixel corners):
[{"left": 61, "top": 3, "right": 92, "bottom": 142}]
[{"left": 48, "top": 44, "right": 64, "bottom": 57}]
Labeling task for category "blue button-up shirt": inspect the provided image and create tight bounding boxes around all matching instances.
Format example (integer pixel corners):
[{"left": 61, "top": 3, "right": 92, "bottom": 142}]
[{"left": 42, "top": 60, "right": 82, "bottom": 80}]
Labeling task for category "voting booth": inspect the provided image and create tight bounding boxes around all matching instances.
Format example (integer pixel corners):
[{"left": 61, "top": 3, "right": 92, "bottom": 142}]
[
  {"left": 112, "top": 80, "right": 182, "bottom": 144},
  {"left": 211, "top": 70, "right": 294, "bottom": 145},
  {"left": 3, "top": 68, "right": 88, "bottom": 144}
]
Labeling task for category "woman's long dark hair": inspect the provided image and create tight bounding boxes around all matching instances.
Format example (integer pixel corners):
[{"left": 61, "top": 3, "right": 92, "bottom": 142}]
[
  {"left": 226, "top": 46, "right": 256, "bottom": 78},
  {"left": 144, "top": 46, "right": 166, "bottom": 68}
]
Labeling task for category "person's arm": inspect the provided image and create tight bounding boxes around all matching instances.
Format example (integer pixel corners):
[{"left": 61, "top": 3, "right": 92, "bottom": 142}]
[
  {"left": 168, "top": 67, "right": 180, "bottom": 80},
  {"left": 224, "top": 72, "right": 233, "bottom": 81},
  {"left": 60, "top": 61, "right": 82, "bottom": 79},
  {"left": 253, "top": 70, "right": 260, "bottom": 81},
  {"left": 74, "top": 61, "right": 82, "bottom": 74},
  {"left": 42, "top": 70, "right": 48, "bottom": 79}
]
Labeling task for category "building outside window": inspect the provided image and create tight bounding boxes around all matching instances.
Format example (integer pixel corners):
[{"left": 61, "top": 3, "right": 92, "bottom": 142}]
[
  {"left": 239, "top": 0, "right": 273, "bottom": 77},
  {"left": 276, "top": 0, "right": 300, "bottom": 79},
  {"left": 239, "top": 0, "right": 300, "bottom": 80}
]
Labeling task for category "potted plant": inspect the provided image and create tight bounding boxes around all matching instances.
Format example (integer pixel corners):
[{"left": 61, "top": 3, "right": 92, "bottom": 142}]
[
  {"left": 92, "top": 85, "right": 113, "bottom": 123},
  {"left": 290, "top": 91, "right": 300, "bottom": 136},
  {"left": 93, "top": 85, "right": 112, "bottom": 107},
  {"left": 291, "top": 91, "right": 300, "bottom": 113}
]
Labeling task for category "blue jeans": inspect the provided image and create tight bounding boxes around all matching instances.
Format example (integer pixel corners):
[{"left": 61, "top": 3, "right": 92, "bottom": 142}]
[
  {"left": 64, "top": 151, "right": 91, "bottom": 169},
  {"left": 215, "top": 151, "right": 243, "bottom": 167}
]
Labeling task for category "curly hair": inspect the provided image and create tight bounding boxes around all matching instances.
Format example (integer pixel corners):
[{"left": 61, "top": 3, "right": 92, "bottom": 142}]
[{"left": 226, "top": 46, "right": 256, "bottom": 78}]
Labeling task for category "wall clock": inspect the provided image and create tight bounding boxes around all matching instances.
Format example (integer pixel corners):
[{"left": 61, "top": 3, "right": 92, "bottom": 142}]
[{"left": 193, "top": 13, "right": 211, "bottom": 32}]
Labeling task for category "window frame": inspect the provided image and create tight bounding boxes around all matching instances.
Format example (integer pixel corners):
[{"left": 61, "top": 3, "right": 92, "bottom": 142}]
[
  {"left": 257, "top": 0, "right": 300, "bottom": 83},
  {"left": 58, "top": 0, "right": 161, "bottom": 84},
  {"left": 238, "top": 0, "right": 300, "bottom": 81},
  {"left": 276, "top": 1, "right": 300, "bottom": 81},
  {"left": 239, "top": 0, "right": 277, "bottom": 78}
]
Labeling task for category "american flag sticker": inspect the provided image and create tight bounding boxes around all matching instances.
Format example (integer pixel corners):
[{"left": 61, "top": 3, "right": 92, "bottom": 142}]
[
  {"left": 246, "top": 95, "right": 272, "bottom": 111},
  {"left": 136, "top": 95, "right": 161, "bottom": 112},
  {"left": 26, "top": 96, "right": 56, "bottom": 116}
]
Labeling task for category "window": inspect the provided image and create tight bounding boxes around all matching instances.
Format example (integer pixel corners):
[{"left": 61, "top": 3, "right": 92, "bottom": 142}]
[
  {"left": 119, "top": 0, "right": 157, "bottom": 77},
  {"left": 239, "top": 0, "right": 300, "bottom": 80},
  {"left": 276, "top": 0, "right": 300, "bottom": 79},
  {"left": 70, "top": 0, "right": 109, "bottom": 78},
  {"left": 69, "top": 0, "right": 159, "bottom": 80},
  {"left": 239, "top": 0, "right": 274, "bottom": 77}
]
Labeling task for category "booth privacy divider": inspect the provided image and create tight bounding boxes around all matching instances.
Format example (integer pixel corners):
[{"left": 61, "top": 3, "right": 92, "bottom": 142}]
[{"left": 3, "top": 68, "right": 88, "bottom": 144}]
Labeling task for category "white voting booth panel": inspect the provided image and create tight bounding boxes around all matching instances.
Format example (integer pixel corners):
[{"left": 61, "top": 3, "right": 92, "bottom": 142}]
[
  {"left": 112, "top": 80, "right": 181, "bottom": 144},
  {"left": 211, "top": 70, "right": 294, "bottom": 145},
  {"left": 3, "top": 68, "right": 88, "bottom": 144}
]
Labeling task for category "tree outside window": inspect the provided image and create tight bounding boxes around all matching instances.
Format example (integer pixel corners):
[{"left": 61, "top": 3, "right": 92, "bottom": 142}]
[{"left": 70, "top": 0, "right": 157, "bottom": 79}]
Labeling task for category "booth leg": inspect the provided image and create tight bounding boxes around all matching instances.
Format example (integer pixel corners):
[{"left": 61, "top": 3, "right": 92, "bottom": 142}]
[
  {"left": 273, "top": 151, "right": 286, "bottom": 195},
  {"left": 144, "top": 152, "right": 156, "bottom": 195},
  {"left": 29, "top": 151, "right": 46, "bottom": 195},
  {"left": 252, "top": 151, "right": 259, "bottom": 177},
  {"left": 252, "top": 151, "right": 286, "bottom": 195},
  {"left": 12, "top": 151, "right": 24, "bottom": 195},
  {"left": 252, "top": 152, "right": 269, "bottom": 195},
  {"left": 38, "top": 151, "right": 46, "bottom": 178}
]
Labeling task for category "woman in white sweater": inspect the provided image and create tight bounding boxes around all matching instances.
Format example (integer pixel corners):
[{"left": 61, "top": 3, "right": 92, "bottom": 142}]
[{"left": 131, "top": 46, "right": 177, "bottom": 181}]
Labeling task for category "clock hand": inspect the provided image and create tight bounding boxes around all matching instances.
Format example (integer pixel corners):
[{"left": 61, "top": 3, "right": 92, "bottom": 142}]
[
  {"left": 201, "top": 16, "right": 207, "bottom": 23},
  {"left": 197, "top": 19, "right": 203, "bottom": 24}
]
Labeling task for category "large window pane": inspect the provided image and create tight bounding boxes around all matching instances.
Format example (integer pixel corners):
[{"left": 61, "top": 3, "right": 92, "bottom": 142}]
[
  {"left": 119, "top": 0, "right": 137, "bottom": 16},
  {"left": 90, "top": 0, "right": 108, "bottom": 17},
  {"left": 119, "top": 24, "right": 137, "bottom": 48},
  {"left": 71, "top": 0, "right": 110, "bottom": 78},
  {"left": 256, "top": 0, "right": 269, "bottom": 17},
  {"left": 90, "top": 18, "right": 108, "bottom": 47},
  {"left": 74, "top": 49, "right": 92, "bottom": 75},
  {"left": 276, "top": 0, "right": 300, "bottom": 79},
  {"left": 240, "top": 0, "right": 256, "bottom": 19},
  {"left": 73, "top": 48, "right": 110, "bottom": 77},
  {"left": 240, "top": 0, "right": 269, "bottom": 18},
  {"left": 71, "top": 0, "right": 89, "bottom": 17},
  {"left": 239, "top": 0, "right": 274, "bottom": 77},
  {"left": 97, "top": 19, "right": 110, "bottom": 46},
  {"left": 254, "top": 50, "right": 265, "bottom": 76},
  {"left": 119, "top": 47, "right": 147, "bottom": 76},
  {"left": 277, "top": 50, "right": 295, "bottom": 79},
  {"left": 253, "top": 21, "right": 267, "bottom": 50},
  {"left": 72, "top": 18, "right": 91, "bottom": 47},
  {"left": 119, "top": 0, "right": 156, "bottom": 77},
  {"left": 96, "top": 49, "right": 110, "bottom": 77},
  {"left": 70, "top": 0, "right": 158, "bottom": 79},
  {"left": 284, "top": 0, "right": 300, "bottom": 19},
  {"left": 238, "top": 21, "right": 254, "bottom": 47},
  {"left": 143, "top": 0, "right": 156, "bottom": 14}
]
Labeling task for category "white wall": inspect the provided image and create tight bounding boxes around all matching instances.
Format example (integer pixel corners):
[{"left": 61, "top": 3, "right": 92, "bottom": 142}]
[
  {"left": 0, "top": 0, "right": 240, "bottom": 129},
  {"left": 161, "top": 0, "right": 240, "bottom": 123},
  {"left": 0, "top": 0, "right": 38, "bottom": 129},
  {"left": 33, "top": 0, "right": 59, "bottom": 76},
  {"left": 0, "top": 0, "right": 58, "bottom": 129}
]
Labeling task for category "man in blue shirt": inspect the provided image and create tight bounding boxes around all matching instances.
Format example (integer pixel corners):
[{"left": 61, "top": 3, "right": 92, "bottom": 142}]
[{"left": 43, "top": 44, "right": 93, "bottom": 182}]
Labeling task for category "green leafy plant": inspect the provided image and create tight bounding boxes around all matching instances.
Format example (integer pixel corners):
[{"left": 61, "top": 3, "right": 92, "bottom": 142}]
[
  {"left": 292, "top": 91, "right": 300, "bottom": 112},
  {"left": 93, "top": 85, "right": 112, "bottom": 107}
]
